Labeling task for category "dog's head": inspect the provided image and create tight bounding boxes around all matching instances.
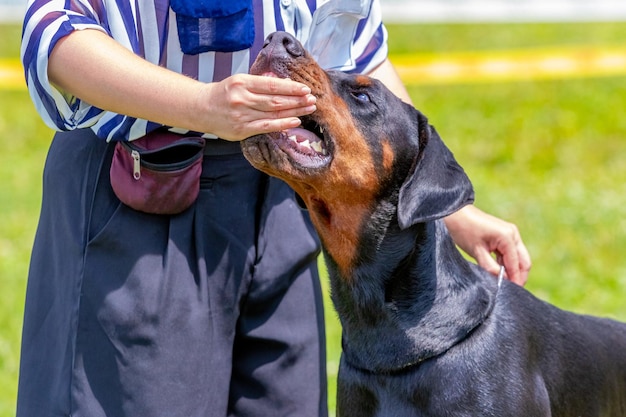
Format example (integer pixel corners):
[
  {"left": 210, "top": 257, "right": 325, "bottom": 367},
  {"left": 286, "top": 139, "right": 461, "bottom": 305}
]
[{"left": 242, "top": 32, "right": 473, "bottom": 273}]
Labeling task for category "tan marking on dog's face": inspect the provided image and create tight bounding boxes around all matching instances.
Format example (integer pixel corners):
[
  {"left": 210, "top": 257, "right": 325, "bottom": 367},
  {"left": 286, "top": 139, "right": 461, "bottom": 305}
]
[
  {"left": 320, "top": 137, "right": 375, "bottom": 274},
  {"left": 354, "top": 74, "right": 373, "bottom": 87},
  {"left": 286, "top": 91, "right": 379, "bottom": 279},
  {"left": 381, "top": 139, "right": 395, "bottom": 174},
  {"left": 243, "top": 41, "right": 383, "bottom": 279}
]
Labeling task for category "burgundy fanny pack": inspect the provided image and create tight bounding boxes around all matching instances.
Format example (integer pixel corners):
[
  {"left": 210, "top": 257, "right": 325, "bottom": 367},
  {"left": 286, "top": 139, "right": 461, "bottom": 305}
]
[{"left": 110, "top": 129, "right": 206, "bottom": 215}]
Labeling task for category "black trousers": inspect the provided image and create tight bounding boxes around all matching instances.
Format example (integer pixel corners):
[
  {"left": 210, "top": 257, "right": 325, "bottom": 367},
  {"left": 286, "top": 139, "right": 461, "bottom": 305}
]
[{"left": 17, "top": 129, "right": 327, "bottom": 417}]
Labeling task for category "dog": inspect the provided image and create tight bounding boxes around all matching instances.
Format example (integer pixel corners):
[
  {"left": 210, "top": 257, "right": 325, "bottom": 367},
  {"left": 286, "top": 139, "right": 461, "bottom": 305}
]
[{"left": 241, "top": 31, "right": 626, "bottom": 417}]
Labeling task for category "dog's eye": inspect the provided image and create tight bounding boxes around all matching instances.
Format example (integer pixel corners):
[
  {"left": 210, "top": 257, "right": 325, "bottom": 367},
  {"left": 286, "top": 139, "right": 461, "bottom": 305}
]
[{"left": 351, "top": 91, "right": 371, "bottom": 102}]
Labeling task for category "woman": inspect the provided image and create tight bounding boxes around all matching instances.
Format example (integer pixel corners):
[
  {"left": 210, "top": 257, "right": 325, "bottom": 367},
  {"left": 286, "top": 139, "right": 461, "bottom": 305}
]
[{"left": 18, "top": 1, "right": 531, "bottom": 416}]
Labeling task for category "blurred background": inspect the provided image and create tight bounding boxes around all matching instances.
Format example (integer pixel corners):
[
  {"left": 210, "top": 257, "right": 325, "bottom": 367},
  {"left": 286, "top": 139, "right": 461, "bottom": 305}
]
[{"left": 1, "top": 1, "right": 625, "bottom": 415}]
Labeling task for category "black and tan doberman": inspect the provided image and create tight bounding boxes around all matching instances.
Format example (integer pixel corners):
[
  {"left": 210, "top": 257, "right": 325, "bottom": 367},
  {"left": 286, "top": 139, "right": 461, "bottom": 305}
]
[{"left": 241, "top": 32, "right": 626, "bottom": 417}]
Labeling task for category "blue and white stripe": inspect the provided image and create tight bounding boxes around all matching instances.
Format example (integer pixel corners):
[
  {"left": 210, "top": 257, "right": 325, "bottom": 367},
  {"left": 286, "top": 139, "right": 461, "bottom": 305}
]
[{"left": 21, "top": 0, "right": 388, "bottom": 141}]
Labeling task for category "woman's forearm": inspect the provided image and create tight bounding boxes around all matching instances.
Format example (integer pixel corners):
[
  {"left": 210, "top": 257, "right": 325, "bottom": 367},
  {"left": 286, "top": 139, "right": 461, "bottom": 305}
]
[
  {"left": 48, "top": 29, "right": 317, "bottom": 140},
  {"left": 48, "top": 29, "right": 209, "bottom": 131}
]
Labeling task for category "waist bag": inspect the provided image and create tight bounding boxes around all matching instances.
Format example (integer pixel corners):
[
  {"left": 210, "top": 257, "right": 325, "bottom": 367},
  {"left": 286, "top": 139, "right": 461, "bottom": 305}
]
[{"left": 110, "top": 129, "right": 206, "bottom": 215}]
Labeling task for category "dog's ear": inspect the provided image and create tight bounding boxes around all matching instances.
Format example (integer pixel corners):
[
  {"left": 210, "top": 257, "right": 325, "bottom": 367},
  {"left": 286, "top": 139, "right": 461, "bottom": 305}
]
[{"left": 397, "top": 112, "right": 474, "bottom": 229}]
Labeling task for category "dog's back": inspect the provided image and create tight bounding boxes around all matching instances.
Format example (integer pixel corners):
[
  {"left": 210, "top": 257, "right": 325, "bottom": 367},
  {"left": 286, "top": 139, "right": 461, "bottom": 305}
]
[{"left": 497, "top": 282, "right": 626, "bottom": 417}]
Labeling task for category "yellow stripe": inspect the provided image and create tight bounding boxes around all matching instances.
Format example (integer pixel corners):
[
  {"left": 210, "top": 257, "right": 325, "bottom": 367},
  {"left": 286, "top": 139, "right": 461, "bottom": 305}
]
[
  {"left": 0, "top": 58, "right": 25, "bottom": 90},
  {"left": 2, "top": 47, "right": 626, "bottom": 91},
  {"left": 390, "top": 46, "right": 626, "bottom": 85}
]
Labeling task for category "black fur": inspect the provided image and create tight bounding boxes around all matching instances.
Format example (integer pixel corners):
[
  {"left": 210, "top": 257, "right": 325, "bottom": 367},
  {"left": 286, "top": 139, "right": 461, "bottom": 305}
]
[
  {"left": 331, "top": 98, "right": 626, "bottom": 417},
  {"left": 243, "top": 32, "right": 626, "bottom": 417}
]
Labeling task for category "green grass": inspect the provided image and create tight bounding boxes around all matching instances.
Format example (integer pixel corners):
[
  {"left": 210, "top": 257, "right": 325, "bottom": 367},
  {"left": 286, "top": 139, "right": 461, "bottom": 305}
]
[
  {"left": 0, "top": 23, "right": 50, "bottom": 415},
  {"left": 0, "top": 24, "right": 21, "bottom": 57},
  {"left": 2, "top": 21, "right": 626, "bottom": 416},
  {"left": 387, "top": 21, "right": 626, "bottom": 53}
]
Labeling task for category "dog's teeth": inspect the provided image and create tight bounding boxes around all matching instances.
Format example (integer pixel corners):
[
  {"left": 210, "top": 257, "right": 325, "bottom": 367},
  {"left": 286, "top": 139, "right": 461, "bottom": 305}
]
[
  {"left": 301, "top": 139, "right": 311, "bottom": 148},
  {"left": 320, "top": 126, "right": 324, "bottom": 134},
  {"left": 311, "top": 141, "right": 323, "bottom": 153},
  {"left": 288, "top": 135, "right": 297, "bottom": 142},
  {"left": 322, "top": 148, "right": 327, "bottom": 155}
]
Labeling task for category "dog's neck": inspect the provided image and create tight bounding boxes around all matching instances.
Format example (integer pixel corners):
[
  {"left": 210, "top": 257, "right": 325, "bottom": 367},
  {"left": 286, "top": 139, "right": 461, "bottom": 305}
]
[{"left": 323, "top": 212, "right": 500, "bottom": 373}]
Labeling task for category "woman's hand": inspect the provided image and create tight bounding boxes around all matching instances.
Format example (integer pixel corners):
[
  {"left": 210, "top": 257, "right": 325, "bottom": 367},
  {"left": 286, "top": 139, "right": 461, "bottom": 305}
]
[
  {"left": 199, "top": 74, "right": 316, "bottom": 141},
  {"left": 445, "top": 205, "right": 531, "bottom": 286}
]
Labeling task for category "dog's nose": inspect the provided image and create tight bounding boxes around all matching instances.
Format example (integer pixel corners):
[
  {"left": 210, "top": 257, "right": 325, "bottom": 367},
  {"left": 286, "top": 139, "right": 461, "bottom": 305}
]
[{"left": 262, "top": 31, "right": 304, "bottom": 59}]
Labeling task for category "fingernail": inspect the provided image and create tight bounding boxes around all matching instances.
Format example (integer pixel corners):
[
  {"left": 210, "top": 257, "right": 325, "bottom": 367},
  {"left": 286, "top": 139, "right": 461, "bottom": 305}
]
[
  {"left": 301, "top": 86, "right": 312, "bottom": 94},
  {"left": 307, "top": 94, "right": 317, "bottom": 104}
]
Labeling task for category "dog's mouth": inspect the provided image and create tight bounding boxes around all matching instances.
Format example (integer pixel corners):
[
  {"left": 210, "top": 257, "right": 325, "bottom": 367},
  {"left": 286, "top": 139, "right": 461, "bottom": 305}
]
[
  {"left": 252, "top": 71, "right": 333, "bottom": 170},
  {"left": 256, "top": 115, "right": 331, "bottom": 171},
  {"left": 281, "top": 116, "right": 328, "bottom": 155}
]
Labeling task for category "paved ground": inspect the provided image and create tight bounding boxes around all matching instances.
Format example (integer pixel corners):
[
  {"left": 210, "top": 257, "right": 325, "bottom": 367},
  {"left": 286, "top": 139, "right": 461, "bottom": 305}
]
[{"left": 3, "top": 45, "right": 626, "bottom": 91}]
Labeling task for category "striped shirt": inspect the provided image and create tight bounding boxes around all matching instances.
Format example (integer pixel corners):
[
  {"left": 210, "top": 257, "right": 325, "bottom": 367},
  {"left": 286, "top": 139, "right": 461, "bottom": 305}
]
[{"left": 21, "top": 0, "right": 388, "bottom": 141}]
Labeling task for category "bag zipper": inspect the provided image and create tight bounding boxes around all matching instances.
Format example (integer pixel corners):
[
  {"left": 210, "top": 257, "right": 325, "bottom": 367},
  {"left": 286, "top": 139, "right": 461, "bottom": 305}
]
[
  {"left": 131, "top": 150, "right": 141, "bottom": 180},
  {"left": 120, "top": 139, "right": 204, "bottom": 181}
]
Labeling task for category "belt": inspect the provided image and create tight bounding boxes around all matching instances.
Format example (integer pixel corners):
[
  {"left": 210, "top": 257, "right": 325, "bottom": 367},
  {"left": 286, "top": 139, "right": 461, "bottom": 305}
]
[{"left": 203, "top": 138, "right": 243, "bottom": 156}]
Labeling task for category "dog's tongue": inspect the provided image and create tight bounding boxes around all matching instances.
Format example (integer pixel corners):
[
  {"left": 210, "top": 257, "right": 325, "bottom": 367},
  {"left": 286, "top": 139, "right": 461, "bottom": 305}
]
[{"left": 285, "top": 127, "right": 327, "bottom": 155}]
